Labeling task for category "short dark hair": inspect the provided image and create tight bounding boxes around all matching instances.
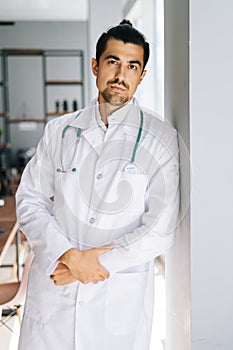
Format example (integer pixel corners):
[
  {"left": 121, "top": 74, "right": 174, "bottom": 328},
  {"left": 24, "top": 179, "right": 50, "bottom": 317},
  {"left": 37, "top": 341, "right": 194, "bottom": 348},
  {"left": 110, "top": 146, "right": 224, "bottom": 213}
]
[{"left": 95, "top": 19, "right": 150, "bottom": 71}]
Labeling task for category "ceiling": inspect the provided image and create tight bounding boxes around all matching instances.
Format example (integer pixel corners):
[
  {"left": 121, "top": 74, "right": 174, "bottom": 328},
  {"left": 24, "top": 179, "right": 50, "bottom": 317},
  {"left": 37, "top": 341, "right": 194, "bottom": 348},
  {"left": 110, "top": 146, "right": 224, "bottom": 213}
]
[{"left": 0, "top": 0, "right": 88, "bottom": 21}]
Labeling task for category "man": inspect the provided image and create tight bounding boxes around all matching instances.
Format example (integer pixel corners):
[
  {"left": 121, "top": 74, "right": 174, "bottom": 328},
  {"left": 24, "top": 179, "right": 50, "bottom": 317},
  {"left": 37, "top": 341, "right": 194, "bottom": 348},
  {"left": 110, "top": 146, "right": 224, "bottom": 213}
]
[{"left": 16, "top": 20, "right": 179, "bottom": 350}]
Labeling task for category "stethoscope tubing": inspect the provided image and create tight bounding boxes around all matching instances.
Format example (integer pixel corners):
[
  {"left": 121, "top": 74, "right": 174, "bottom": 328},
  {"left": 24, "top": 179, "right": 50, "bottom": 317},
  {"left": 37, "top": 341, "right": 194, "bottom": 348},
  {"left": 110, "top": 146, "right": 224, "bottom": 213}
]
[{"left": 57, "top": 109, "right": 143, "bottom": 173}]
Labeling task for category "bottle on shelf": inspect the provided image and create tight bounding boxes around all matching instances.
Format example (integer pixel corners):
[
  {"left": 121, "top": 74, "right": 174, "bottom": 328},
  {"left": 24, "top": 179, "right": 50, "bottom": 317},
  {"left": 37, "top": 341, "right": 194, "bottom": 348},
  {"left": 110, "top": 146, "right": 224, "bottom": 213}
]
[
  {"left": 72, "top": 99, "right": 78, "bottom": 111},
  {"left": 63, "top": 100, "right": 68, "bottom": 112},
  {"left": 55, "top": 100, "right": 60, "bottom": 113}
]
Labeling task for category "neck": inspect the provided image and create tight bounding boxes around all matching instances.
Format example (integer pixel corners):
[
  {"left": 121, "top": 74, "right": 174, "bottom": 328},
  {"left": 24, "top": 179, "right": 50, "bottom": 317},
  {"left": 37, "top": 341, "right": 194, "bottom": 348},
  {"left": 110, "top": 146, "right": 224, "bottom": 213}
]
[{"left": 98, "top": 99, "right": 129, "bottom": 126}]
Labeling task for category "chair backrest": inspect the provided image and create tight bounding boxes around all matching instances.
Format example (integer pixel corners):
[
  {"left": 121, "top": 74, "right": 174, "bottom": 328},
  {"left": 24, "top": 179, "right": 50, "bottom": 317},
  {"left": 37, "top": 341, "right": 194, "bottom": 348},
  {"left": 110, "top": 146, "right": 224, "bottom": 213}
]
[{"left": 0, "top": 250, "right": 34, "bottom": 308}]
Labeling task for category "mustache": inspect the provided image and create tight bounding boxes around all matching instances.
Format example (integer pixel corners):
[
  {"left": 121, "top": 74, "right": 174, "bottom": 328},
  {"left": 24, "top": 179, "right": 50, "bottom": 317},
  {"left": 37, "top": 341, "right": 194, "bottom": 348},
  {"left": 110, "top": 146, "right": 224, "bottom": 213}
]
[{"left": 107, "top": 78, "right": 129, "bottom": 89}]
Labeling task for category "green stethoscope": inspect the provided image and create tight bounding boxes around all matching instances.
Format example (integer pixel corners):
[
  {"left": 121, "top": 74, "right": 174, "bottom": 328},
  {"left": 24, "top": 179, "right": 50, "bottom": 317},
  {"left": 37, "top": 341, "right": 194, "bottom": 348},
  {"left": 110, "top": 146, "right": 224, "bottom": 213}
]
[{"left": 56, "top": 109, "right": 144, "bottom": 174}]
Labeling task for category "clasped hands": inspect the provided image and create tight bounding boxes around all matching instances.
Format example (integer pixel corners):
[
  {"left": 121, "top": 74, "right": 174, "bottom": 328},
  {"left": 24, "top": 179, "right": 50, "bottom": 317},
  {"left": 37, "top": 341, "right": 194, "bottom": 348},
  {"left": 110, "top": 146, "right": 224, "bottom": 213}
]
[{"left": 50, "top": 245, "right": 113, "bottom": 286}]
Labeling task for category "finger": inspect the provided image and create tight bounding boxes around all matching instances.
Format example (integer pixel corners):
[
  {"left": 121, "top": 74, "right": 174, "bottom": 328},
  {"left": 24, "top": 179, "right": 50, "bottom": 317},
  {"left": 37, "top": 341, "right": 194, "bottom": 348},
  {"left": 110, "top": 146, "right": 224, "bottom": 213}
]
[
  {"left": 57, "top": 262, "right": 69, "bottom": 271},
  {"left": 51, "top": 262, "right": 68, "bottom": 275},
  {"left": 99, "top": 267, "right": 110, "bottom": 279},
  {"left": 54, "top": 276, "right": 77, "bottom": 285},
  {"left": 98, "top": 275, "right": 105, "bottom": 282},
  {"left": 56, "top": 271, "right": 75, "bottom": 280}
]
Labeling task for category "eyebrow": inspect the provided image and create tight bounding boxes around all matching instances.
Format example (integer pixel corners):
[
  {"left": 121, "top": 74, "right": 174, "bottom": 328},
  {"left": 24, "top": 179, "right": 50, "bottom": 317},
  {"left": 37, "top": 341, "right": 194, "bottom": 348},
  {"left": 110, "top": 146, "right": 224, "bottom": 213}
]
[{"left": 105, "top": 55, "right": 142, "bottom": 67}]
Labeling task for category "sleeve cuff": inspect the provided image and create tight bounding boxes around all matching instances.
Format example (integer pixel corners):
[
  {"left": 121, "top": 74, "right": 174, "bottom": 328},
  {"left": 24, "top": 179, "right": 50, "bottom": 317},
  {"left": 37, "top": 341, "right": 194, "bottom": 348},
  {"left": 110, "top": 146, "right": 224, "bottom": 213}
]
[{"left": 45, "top": 244, "right": 74, "bottom": 276}]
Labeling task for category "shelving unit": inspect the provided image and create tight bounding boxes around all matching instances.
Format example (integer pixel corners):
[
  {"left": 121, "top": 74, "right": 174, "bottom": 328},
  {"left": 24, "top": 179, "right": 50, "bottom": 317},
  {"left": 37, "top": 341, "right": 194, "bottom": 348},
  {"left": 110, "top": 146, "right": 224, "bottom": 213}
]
[
  {"left": 7, "top": 118, "right": 45, "bottom": 123},
  {"left": 42, "top": 49, "right": 84, "bottom": 122},
  {"left": 0, "top": 48, "right": 85, "bottom": 194},
  {"left": 0, "top": 48, "right": 84, "bottom": 173},
  {"left": 0, "top": 50, "right": 11, "bottom": 195},
  {"left": 45, "top": 79, "right": 83, "bottom": 85},
  {"left": 0, "top": 50, "right": 6, "bottom": 146}
]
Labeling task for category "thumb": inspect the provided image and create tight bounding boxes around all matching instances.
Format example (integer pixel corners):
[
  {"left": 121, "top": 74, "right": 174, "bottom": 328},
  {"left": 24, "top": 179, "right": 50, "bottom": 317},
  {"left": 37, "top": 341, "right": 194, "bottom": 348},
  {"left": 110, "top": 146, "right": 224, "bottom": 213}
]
[{"left": 95, "top": 244, "right": 114, "bottom": 255}]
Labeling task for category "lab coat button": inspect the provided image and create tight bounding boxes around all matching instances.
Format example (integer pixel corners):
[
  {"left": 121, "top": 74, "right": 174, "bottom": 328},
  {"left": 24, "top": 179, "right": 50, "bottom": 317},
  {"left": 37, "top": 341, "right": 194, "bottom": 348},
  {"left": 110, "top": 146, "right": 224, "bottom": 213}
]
[
  {"left": 89, "top": 217, "right": 95, "bottom": 224},
  {"left": 78, "top": 300, "right": 84, "bottom": 305},
  {"left": 96, "top": 173, "right": 103, "bottom": 179}
]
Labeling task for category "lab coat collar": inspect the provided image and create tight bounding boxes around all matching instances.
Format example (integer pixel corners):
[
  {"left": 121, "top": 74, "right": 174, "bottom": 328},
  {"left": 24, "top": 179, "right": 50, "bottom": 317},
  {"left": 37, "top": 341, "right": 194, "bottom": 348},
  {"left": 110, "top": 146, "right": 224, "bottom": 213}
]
[
  {"left": 69, "top": 97, "right": 140, "bottom": 133},
  {"left": 95, "top": 100, "right": 134, "bottom": 130},
  {"left": 68, "top": 102, "right": 97, "bottom": 130},
  {"left": 68, "top": 98, "right": 143, "bottom": 153}
]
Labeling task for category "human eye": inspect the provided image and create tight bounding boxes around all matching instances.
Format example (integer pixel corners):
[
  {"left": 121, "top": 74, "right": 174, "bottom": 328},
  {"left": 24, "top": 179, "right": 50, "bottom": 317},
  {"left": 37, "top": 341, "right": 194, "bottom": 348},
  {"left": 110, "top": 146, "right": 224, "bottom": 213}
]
[
  {"left": 128, "top": 64, "right": 138, "bottom": 70},
  {"left": 108, "top": 59, "right": 118, "bottom": 65}
]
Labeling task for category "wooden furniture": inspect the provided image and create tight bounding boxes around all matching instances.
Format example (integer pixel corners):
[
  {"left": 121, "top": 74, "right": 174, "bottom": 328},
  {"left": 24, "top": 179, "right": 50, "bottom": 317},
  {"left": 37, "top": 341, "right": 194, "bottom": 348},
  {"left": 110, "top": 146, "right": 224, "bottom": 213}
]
[
  {"left": 0, "top": 251, "right": 33, "bottom": 328},
  {"left": 0, "top": 196, "right": 21, "bottom": 280}
]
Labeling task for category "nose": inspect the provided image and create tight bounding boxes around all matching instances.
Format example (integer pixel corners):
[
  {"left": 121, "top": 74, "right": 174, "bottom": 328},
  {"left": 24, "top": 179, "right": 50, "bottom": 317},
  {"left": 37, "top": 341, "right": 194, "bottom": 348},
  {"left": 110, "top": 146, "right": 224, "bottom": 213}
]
[{"left": 114, "top": 63, "right": 125, "bottom": 82}]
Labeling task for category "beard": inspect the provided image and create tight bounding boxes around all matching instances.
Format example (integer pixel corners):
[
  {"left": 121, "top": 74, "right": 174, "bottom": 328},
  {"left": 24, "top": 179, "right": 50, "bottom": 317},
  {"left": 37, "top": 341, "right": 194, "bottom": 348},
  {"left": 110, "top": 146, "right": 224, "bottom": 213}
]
[{"left": 100, "top": 79, "right": 129, "bottom": 106}]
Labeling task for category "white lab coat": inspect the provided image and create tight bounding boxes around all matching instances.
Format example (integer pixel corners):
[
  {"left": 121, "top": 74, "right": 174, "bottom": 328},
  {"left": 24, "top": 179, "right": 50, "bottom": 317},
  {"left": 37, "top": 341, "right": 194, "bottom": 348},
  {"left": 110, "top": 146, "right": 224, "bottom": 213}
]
[{"left": 16, "top": 99, "right": 179, "bottom": 350}]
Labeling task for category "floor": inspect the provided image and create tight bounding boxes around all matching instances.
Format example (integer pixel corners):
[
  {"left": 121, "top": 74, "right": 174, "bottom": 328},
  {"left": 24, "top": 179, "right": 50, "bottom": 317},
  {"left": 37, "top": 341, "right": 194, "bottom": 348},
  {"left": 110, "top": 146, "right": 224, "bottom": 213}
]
[{"left": 0, "top": 248, "right": 166, "bottom": 350}]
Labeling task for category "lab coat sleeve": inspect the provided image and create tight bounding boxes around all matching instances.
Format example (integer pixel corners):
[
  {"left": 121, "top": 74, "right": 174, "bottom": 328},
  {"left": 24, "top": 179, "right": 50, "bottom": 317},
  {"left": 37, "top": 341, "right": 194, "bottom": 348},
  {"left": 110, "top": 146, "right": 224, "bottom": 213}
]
[
  {"left": 99, "top": 128, "right": 180, "bottom": 274},
  {"left": 16, "top": 122, "right": 73, "bottom": 275}
]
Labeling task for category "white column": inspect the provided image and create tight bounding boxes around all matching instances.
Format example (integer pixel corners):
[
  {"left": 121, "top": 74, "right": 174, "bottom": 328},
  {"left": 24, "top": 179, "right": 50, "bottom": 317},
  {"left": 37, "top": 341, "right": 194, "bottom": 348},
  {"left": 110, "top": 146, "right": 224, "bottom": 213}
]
[
  {"left": 165, "top": 0, "right": 233, "bottom": 349},
  {"left": 164, "top": 0, "right": 190, "bottom": 349}
]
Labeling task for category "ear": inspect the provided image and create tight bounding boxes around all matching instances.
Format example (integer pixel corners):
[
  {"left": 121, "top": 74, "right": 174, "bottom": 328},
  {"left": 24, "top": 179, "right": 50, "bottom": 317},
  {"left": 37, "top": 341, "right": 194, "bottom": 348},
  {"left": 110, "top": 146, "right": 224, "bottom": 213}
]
[
  {"left": 138, "top": 70, "right": 147, "bottom": 85},
  {"left": 92, "top": 58, "right": 98, "bottom": 76}
]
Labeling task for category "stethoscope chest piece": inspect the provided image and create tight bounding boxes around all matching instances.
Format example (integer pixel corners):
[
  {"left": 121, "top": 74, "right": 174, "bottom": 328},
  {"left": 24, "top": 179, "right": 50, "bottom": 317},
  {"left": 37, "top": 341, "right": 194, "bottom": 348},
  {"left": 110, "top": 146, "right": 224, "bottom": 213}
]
[{"left": 124, "top": 163, "right": 138, "bottom": 174}]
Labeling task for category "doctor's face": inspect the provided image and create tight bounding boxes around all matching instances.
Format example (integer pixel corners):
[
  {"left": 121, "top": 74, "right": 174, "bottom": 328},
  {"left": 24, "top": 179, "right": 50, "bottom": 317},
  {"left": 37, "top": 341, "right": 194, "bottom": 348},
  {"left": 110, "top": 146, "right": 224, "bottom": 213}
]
[{"left": 92, "top": 39, "right": 146, "bottom": 106}]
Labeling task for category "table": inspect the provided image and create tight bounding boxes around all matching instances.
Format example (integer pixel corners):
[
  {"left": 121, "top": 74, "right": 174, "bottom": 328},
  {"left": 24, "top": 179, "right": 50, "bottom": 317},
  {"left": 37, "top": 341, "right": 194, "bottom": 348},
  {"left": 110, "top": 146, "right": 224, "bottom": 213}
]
[
  {"left": 0, "top": 196, "right": 21, "bottom": 280},
  {"left": 0, "top": 196, "right": 16, "bottom": 223}
]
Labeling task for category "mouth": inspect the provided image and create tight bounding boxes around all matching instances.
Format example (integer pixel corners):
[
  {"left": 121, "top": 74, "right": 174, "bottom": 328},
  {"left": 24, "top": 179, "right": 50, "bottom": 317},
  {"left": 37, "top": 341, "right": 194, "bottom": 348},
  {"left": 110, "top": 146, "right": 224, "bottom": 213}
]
[{"left": 110, "top": 84, "right": 127, "bottom": 93}]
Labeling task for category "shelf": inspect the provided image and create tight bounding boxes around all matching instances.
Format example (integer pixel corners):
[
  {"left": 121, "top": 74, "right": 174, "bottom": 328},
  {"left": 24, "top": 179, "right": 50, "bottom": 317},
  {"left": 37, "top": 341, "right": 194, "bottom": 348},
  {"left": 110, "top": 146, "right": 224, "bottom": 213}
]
[
  {"left": 7, "top": 118, "right": 44, "bottom": 123},
  {"left": 46, "top": 111, "right": 75, "bottom": 116},
  {"left": 43, "top": 49, "right": 83, "bottom": 57},
  {"left": 2, "top": 48, "right": 43, "bottom": 56},
  {"left": 45, "top": 79, "right": 83, "bottom": 85}
]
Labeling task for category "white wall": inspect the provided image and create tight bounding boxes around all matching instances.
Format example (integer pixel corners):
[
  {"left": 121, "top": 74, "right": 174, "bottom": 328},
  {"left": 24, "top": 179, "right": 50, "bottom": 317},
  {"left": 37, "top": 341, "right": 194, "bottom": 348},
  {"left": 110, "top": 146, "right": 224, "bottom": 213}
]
[
  {"left": 164, "top": 0, "right": 190, "bottom": 349},
  {"left": 190, "top": 1, "right": 233, "bottom": 348},
  {"left": 137, "top": 0, "right": 157, "bottom": 114},
  {"left": 124, "top": 0, "right": 158, "bottom": 115}
]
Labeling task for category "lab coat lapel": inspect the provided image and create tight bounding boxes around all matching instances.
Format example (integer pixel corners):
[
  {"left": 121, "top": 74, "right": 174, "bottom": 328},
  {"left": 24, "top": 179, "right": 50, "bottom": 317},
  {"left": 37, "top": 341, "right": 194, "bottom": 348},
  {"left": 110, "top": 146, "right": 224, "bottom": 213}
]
[
  {"left": 68, "top": 99, "right": 145, "bottom": 157},
  {"left": 95, "top": 113, "right": 141, "bottom": 168},
  {"left": 82, "top": 127, "right": 104, "bottom": 156},
  {"left": 121, "top": 105, "right": 145, "bottom": 144},
  {"left": 69, "top": 105, "right": 104, "bottom": 155}
]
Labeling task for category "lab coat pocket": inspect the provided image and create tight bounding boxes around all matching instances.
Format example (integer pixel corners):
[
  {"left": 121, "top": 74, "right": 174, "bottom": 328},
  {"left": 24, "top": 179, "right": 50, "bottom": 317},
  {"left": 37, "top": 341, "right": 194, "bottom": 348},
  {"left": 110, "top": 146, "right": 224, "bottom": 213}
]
[
  {"left": 105, "top": 270, "right": 148, "bottom": 335},
  {"left": 24, "top": 261, "right": 59, "bottom": 325},
  {"left": 113, "top": 171, "right": 148, "bottom": 226},
  {"left": 117, "top": 171, "right": 148, "bottom": 199}
]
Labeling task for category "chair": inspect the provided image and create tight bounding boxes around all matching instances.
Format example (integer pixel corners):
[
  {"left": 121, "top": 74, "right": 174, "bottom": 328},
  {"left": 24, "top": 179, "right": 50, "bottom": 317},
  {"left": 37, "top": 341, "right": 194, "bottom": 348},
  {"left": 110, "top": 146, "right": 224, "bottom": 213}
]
[{"left": 0, "top": 250, "right": 33, "bottom": 330}]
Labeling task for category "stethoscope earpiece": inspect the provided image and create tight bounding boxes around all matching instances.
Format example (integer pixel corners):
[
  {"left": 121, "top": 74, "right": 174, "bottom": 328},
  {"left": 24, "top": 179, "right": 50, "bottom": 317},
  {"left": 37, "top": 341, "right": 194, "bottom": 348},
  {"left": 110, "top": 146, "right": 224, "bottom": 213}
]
[{"left": 56, "top": 167, "right": 77, "bottom": 173}]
